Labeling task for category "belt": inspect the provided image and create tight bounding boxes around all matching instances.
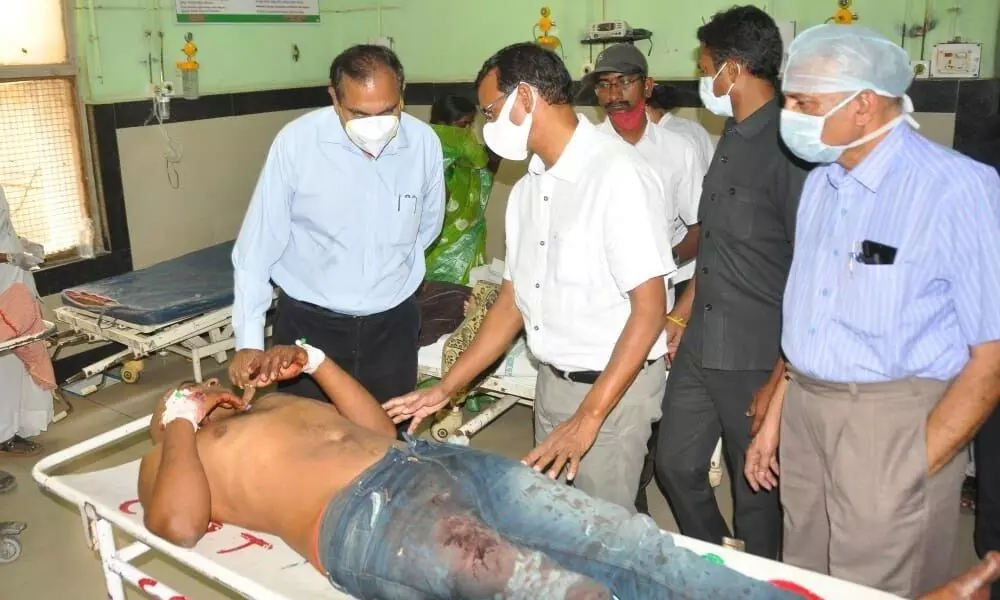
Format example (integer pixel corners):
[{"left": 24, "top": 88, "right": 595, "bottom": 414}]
[
  {"left": 280, "top": 290, "right": 415, "bottom": 320},
  {"left": 547, "top": 359, "right": 658, "bottom": 385}
]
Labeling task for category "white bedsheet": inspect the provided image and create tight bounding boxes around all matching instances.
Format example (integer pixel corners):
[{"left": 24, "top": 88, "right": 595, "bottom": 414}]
[{"left": 419, "top": 335, "right": 539, "bottom": 382}]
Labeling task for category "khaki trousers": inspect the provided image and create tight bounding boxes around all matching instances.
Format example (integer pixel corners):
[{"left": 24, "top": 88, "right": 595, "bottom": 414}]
[
  {"left": 534, "top": 360, "right": 665, "bottom": 514},
  {"left": 780, "top": 372, "right": 967, "bottom": 598}
]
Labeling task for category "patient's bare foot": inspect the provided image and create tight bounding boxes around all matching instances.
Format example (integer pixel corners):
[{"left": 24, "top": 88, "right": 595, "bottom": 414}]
[{"left": 920, "top": 552, "right": 1000, "bottom": 600}]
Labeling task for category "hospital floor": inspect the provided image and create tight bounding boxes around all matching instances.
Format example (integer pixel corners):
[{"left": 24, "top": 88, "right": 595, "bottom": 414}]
[{"left": 0, "top": 354, "right": 983, "bottom": 599}]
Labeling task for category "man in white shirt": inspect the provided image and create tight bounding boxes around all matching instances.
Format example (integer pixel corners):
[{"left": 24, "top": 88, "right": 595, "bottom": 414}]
[
  {"left": 385, "top": 43, "right": 676, "bottom": 512},
  {"left": 587, "top": 44, "right": 707, "bottom": 515},
  {"left": 646, "top": 83, "right": 715, "bottom": 301},
  {"left": 591, "top": 44, "right": 704, "bottom": 310}
]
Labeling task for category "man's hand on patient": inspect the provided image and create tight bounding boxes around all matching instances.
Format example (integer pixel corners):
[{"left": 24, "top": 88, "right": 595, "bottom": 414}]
[
  {"left": 229, "top": 349, "right": 264, "bottom": 389},
  {"left": 250, "top": 345, "right": 309, "bottom": 387},
  {"left": 523, "top": 413, "right": 601, "bottom": 481},
  {"left": 383, "top": 386, "right": 451, "bottom": 433}
]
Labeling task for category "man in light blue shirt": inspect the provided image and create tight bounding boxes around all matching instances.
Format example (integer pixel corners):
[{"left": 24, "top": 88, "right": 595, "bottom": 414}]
[
  {"left": 744, "top": 26, "right": 1000, "bottom": 598},
  {"left": 229, "top": 45, "right": 445, "bottom": 411}
]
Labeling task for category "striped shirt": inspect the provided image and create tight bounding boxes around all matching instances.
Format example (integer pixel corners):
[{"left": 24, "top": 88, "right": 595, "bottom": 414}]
[{"left": 782, "top": 124, "right": 1000, "bottom": 383}]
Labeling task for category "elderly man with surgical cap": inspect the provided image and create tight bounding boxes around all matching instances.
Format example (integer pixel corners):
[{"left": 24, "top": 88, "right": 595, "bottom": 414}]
[{"left": 744, "top": 24, "right": 1000, "bottom": 598}]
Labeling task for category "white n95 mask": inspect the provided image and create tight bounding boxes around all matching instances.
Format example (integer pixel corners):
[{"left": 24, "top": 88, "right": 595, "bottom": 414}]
[
  {"left": 699, "top": 63, "right": 738, "bottom": 118},
  {"left": 482, "top": 85, "right": 536, "bottom": 161},
  {"left": 780, "top": 91, "right": 917, "bottom": 164},
  {"left": 345, "top": 115, "right": 400, "bottom": 158}
]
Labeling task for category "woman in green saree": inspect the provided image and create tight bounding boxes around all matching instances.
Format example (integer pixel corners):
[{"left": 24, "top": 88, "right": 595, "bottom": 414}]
[{"left": 425, "top": 95, "right": 498, "bottom": 284}]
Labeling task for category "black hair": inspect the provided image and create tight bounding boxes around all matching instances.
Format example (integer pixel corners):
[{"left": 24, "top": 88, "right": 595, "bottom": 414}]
[
  {"left": 475, "top": 42, "right": 574, "bottom": 105},
  {"left": 329, "top": 44, "right": 405, "bottom": 100},
  {"left": 430, "top": 94, "right": 477, "bottom": 125},
  {"left": 648, "top": 84, "right": 679, "bottom": 111},
  {"left": 696, "top": 5, "right": 783, "bottom": 83}
]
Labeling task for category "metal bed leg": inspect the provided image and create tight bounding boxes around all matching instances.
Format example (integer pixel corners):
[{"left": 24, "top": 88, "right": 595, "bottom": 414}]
[
  {"left": 94, "top": 518, "right": 126, "bottom": 600},
  {"left": 191, "top": 349, "right": 203, "bottom": 383}
]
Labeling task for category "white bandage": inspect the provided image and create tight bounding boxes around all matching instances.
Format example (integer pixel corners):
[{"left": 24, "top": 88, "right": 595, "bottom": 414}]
[
  {"left": 161, "top": 388, "right": 201, "bottom": 431},
  {"left": 295, "top": 340, "right": 326, "bottom": 375}
]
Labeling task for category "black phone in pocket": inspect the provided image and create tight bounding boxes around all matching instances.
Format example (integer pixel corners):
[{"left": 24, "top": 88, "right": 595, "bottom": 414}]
[{"left": 859, "top": 240, "right": 898, "bottom": 265}]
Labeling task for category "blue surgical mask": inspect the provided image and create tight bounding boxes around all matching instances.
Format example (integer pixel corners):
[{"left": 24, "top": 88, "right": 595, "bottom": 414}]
[
  {"left": 699, "top": 63, "right": 739, "bottom": 117},
  {"left": 780, "top": 91, "right": 914, "bottom": 164}
]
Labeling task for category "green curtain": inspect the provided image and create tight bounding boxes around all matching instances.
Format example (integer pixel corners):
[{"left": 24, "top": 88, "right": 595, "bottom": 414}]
[{"left": 425, "top": 124, "right": 494, "bottom": 285}]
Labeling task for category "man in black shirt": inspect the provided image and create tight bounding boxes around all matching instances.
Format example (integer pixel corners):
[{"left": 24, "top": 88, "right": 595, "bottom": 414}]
[{"left": 653, "top": 5, "right": 809, "bottom": 559}]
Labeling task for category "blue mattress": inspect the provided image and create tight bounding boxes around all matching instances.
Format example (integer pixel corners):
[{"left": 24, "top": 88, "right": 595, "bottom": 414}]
[{"left": 62, "top": 241, "right": 236, "bottom": 327}]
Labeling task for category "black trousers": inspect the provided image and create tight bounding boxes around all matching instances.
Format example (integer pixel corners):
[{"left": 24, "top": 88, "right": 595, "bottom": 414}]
[
  {"left": 975, "top": 405, "right": 1000, "bottom": 599},
  {"left": 653, "top": 338, "right": 781, "bottom": 559},
  {"left": 673, "top": 278, "right": 691, "bottom": 302},
  {"left": 273, "top": 292, "right": 420, "bottom": 409}
]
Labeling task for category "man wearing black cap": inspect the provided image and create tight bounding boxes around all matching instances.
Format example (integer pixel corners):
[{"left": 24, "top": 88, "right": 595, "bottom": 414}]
[
  {"left": 592, "top": 43, "right": 704, "bottom": 296},
  {"left": 589, "top": 43, "right": 708, "bottom": 515}
]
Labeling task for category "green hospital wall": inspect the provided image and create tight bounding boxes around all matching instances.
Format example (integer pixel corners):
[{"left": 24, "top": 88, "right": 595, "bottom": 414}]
[{"left": 76, "top": 0, "right": 1000, "bottom": 104}]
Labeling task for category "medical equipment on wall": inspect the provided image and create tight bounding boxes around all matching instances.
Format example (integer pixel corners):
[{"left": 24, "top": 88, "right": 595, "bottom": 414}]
[
  {"left": 931, "top": 42, "right": 981, "bottom": 77},
  {"left": 828, "top": 0, "right": 858, "bottom": 25},
  {"left": 534, "top": 7, "right": 562, "bottom": 53},
  {"left": 177, "top": 33, "right": 200, "bottom": 100},
  {"left": 587, "top": 20, "right": 633, "bottom": 40}
]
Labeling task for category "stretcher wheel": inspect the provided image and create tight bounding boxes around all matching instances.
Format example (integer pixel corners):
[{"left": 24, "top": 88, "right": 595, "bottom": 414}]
[
  {"left": 0, "top": 536, "right": 21, "bottom": 563},
  {"left": 121, "top": 360, "right": 144, "bottom": 384},
  {"left": 432, "top": 409, "right": 463, "bottom": 442}
]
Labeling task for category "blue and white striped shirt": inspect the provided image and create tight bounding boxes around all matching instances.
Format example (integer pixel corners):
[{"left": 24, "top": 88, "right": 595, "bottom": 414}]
[
  {"left": 782, "top": 124, "right": 1000, "bottom": 383},
  {"left": 232, "top": 108, "right": 445, "bottom": 351}
]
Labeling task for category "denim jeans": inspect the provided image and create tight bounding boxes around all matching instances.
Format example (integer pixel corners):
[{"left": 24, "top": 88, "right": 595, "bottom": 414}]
[{"left": 318, "top": 438, "right": 794, "bottom": 600}]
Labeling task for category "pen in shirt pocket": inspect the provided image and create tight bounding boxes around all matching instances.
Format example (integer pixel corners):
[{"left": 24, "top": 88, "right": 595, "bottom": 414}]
[{"left": 397, "top": 194, "right": 418, "bottom": 214}]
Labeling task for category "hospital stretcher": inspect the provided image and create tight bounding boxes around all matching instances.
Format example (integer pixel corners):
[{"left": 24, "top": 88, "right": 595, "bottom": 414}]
[
  {"left": 54, "top": 242, "right": 271, "bottom": 389},
  {"left": 33, "top": 414, "right": 901, "bottom": 600}
]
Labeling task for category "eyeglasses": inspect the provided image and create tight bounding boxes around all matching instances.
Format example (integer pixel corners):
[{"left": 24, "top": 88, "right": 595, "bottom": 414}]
[
  {"left": 594, "top": 76, "right": 643, "bottom": 93},
  {"left": 478, "top": 94, "right": 507, "bottom": 121}
]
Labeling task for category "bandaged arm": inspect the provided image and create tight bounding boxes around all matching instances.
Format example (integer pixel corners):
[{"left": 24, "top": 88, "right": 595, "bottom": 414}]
[{"left": 139, "top": 391, "right": 211, "bottom": 548}]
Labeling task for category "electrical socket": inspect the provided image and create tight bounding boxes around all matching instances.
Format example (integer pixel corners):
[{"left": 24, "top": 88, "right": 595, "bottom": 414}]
[{"left": 369, "top": 36, "right": 393, "bottom": 49}]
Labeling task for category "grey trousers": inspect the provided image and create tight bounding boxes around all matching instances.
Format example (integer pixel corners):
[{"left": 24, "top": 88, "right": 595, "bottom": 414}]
[
  {"left": 780, "top": 372, "right": 967, "bottom": 598},
  {"left": 653, "top": 339, "right": 781, "bottom": 558},
  {"left": 534, "top": 360, "right": 666, "bottom": 514}
]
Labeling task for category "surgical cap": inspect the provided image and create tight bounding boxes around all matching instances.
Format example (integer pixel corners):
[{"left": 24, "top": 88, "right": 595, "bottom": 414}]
[{"left": 783, "top": 25, "right": 914, "bottom": 101}]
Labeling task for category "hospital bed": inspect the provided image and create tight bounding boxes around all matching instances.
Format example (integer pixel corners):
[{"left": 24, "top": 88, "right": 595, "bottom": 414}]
[
  {"left": 54, "top": 241, "right": 271, "bottom": 389},
  {"left": 32, "top": 415, "right": 900, "bottom": 600}
]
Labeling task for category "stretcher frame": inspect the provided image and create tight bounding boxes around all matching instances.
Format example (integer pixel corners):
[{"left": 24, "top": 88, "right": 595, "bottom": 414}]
[
  {"left": 0, "top": 319, "right": 58, "bottom": 354},
  {"left": 54, "top": 302, "right": 273, "bottom": 388},
  {"left": 417, "top": 361, "right": 535, "bottom": 444},
  {"left": 32, "top": 414, "right": 901, "bottom": 600}
]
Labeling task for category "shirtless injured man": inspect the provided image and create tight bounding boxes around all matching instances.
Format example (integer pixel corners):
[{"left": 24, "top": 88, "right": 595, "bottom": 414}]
[{"left": 138, "top": 343, "right": 1000, "bottom": 600}]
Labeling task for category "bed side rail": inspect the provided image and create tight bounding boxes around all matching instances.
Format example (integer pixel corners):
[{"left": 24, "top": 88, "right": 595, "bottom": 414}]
[{"left": 32, "top": 415, "right": 152, "bottom": 496}]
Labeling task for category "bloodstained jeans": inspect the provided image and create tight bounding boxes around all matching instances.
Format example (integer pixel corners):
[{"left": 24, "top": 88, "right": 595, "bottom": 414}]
[{"left": 317, "top": 438, "right": 795, "bottom": 600}]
